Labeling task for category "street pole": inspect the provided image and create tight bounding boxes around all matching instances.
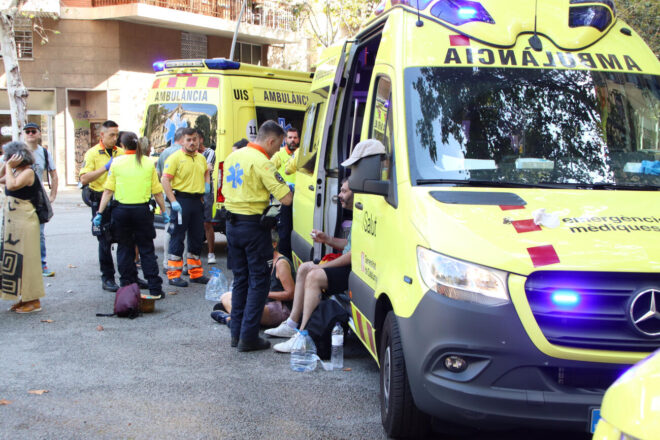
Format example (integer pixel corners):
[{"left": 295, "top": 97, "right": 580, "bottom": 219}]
[{"left": 229, "top": 0, "right": 248, "bottom": 61}]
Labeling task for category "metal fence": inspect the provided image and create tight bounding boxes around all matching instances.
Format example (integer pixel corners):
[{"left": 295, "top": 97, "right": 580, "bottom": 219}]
[{"left": 91, "top": 0, "right": 298, "bottom": 31}]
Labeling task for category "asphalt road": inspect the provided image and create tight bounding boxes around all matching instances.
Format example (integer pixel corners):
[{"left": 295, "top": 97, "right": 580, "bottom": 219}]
[{"left": 0, "top": 190, "right": 592, "bottom": 440}]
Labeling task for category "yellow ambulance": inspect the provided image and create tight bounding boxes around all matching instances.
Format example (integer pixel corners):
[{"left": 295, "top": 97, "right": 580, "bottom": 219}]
[
  {"left": 141, "top": 58, "right": 311, "bottom": 230},
  {"left": 291, "top": 0, "right": 659, "bottom": 437},
  {"left": 593, "top": 349, "right": 660, "bottom": 440}
]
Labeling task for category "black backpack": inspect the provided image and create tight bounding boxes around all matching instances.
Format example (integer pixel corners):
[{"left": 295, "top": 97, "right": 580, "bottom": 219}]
[{"left": 305, "top": 298, "right": 349, "bottom": 360}]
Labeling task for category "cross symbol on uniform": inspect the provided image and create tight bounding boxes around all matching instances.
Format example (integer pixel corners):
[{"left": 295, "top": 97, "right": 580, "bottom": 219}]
[{"left": 228, "top": 163, "right": 244, "bottom": 188}]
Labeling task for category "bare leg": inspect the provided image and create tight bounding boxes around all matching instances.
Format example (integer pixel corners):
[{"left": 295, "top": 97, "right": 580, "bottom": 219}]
[
  {"left": 221, "top": 291, "right": 232, "bottom": 313},
  {"left": 204, "top": 222, "right": 215, "bottom": 254},
  {"left": 300, "top": 268, "right": 329, "bottom": 329},
  {"left": 289, "top": 262, "right": 314, "bottom": 323}
]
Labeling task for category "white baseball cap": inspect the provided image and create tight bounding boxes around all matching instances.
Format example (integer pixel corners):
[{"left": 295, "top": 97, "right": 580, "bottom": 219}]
[{"left": 341, "top": 139, "right": 387, "bottom": 167}]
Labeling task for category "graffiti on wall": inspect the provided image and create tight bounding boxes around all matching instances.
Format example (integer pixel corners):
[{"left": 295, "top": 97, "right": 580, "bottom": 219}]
[{"left": 73, "top": 119, "right": 91, "bottom": 181}]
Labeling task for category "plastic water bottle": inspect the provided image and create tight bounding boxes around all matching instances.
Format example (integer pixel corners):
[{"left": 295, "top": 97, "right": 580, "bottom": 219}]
[
  {"left": 290, "top": 330, "right": 317, "bottom": 372},
  {"left": 331, "top": 322, "right": 344, "bottom": 370},
  {"left": 205, "top": 268, "right": 227, "bottom": 301}
]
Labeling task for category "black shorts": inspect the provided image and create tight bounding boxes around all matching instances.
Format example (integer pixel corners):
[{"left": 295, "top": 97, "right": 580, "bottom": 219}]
[
  {"left": 322, "top": 265, "right": 351, "bottom": 295},
  {"left": 203, "top": 192, "right": 213, "bottom": 223}
]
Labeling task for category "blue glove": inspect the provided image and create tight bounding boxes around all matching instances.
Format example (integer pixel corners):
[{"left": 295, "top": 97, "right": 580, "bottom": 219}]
[
  {"left": 93, "top": 213, "right": 103, "bottom": 226},
  {"left": 163, "top": 212, "right": 171, "bottom": 224},
  {"left": 171, "top": 201, "right": 182, "bottom": 212},
  {"left": 205, "top": 182, "right": 211, "bottom": 194},
  {"left": 104, "top": 158, "right": 113, "bottom": 171}
]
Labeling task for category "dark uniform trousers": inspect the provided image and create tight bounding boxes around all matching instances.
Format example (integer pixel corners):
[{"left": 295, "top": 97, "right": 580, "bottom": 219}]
[
  {"left": 167, "top": 194, "right": 204, "bottom": 279},
  {"left": 90, "top": 190, "right": 115, "bottom": 282},
  {"left": 112, "top": 204, "right": 162, "bottom": 294},
  {"left": 226, "top": 216, "right": 272, "bottom": 342}
]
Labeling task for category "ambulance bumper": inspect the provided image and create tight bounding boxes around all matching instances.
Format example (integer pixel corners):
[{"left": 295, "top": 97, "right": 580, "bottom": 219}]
[{"left": 397, "top": 291, "right": 628, "bottom": 432}]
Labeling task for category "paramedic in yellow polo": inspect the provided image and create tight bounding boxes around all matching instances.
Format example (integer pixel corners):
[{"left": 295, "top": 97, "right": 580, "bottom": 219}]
[
  {"left": 270, "top": 127, "right": 299, "bottom": 260},
  {"left": 161, "top": 127, "right": 210, "bottom": 287},
  {"left": 79, "top": 120, "right": 124, "bottom": 292},
  {"left": 224, "top": 120, "right": 293, "bottom": 352},
  {"left": 94, "top": 132, "right": 169, "bottom": 299}
]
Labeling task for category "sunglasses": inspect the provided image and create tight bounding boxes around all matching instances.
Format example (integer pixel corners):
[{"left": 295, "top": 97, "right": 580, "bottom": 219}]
[{"left": 24, "top": 129, "right": 39, "bottom": 134}]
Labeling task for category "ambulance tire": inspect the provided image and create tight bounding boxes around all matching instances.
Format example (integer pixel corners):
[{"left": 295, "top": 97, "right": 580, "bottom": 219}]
[{"left": 380, "top": 312, "right": 429, "bottom": 439}]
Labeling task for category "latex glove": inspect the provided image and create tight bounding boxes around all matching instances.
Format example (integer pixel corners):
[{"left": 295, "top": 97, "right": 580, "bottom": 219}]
[
  {"left": 104, "top": 158, "right": 113, "bottom": 171},
  {"left": 205, "top": 182, "right": 211, "bottom": 194},
  {"left": 163, "top": 212, "right": 171, "bottom": 224},
  {"left": 93, "top": 213, "right": 103, "bottom": 226},
  {"left": 170, "top": 201, "right": 182, "bottom": 212}
]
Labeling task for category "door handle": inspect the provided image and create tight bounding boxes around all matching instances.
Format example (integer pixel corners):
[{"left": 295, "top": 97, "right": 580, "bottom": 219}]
[
  {"left": 331, "top": 195, "right": 338, "bottom": 203},
  {"left": 355, "top": 202, "right": 363, "bottom": 210},
  {"left": 308, "top": 185, "right": 314, "bottom": 191}
]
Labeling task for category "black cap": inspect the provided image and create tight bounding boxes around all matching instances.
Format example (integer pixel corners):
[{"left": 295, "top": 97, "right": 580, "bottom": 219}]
[{"left": 23, "top": 122, "right": 40, "bottom": 131}]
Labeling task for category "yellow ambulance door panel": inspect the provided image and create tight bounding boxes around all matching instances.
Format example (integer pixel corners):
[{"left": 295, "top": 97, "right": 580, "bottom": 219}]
[
  {"left": 352, "top": 74, "right": 398, "bottom": 293},
  {"left": 291, "top": 96, "right": 325, "bottom": 265}
]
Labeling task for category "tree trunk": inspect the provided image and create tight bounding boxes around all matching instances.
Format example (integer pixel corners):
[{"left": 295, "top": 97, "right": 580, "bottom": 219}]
[{"left": 0, "top": 4, "right": 29, "bottom": 141}]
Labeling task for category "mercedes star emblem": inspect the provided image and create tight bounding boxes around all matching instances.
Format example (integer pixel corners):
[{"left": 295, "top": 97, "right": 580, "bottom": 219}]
[{"left": 629, "top": 289, "right": 660, "bottom": 337}]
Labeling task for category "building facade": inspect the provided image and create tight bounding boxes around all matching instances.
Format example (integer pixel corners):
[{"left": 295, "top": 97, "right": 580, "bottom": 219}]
[{"left": 0, "top": 0, "right": 307, "bottom": 186}]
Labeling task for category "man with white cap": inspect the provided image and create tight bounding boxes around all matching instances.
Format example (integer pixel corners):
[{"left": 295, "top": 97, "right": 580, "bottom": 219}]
[{"left": 266, "top": 139, "right": 386, "bottom": 352}]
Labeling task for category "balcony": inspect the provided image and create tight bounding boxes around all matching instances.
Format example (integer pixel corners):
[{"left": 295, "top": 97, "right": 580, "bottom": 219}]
[
  {"left": 63, "top": 0, "right": 300, "bottom": 44},
  {"left": 91, "top": 0, "right": 297, "bottom": 32}
]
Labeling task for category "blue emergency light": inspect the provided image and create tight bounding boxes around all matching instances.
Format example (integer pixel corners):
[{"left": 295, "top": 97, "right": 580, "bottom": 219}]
[
  {"left": 551, "top": 290, "right": 581, "bottom": 307},
  {"left": 457, "top": 7, "right": 478, "bottom": 19},
  {"left": 152, "top": 61, "right": 165, "bottom": 72},
  {"left": 430, "top": 0, "right": 495, "bottom": 26},
  {"left": 205, "top": 58, "right": 241, "bottom": 70}
]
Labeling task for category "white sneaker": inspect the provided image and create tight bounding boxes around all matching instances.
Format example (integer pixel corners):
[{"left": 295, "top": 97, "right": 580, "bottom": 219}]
[
  {"left": 273, "top": 334, "right": 298, "bottom": 353},
  {"left": 265, "top": 321, "right": 298, "bottom": 338},
  {"left": 207, "top": 253, "right": 216, "bottom": 264}
]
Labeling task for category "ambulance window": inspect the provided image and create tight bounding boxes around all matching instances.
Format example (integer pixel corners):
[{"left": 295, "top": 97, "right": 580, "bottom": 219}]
[
  {"left": 297, "top": 102, "right": 322, "bottom": 175},
  {"left": 370, "top": 76, "right": 394, "bottom": 180}
]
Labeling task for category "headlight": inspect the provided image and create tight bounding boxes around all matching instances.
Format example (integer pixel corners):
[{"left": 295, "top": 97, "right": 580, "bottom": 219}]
[{"left": 417, "top": 247, "right": 509, "bottom": 306}]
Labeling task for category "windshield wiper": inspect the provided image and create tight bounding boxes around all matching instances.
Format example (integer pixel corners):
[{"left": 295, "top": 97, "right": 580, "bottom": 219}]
[
  {"left": 574, "top": 182, "right": 659, "bottom": 191},
  {"left": 416, "top": 179, "right": 563, "bottom": 189}
]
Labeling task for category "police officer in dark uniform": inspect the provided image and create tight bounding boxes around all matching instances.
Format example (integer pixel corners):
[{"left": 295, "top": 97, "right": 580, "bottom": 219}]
[
  {"left": 223, "top": 120, "right": 292, "bottom": 351},
  {"left": 79, "top": 120, "right": 123, "bottom": 292},
  {"left": 94, "top": 132, "right": 169, "bottom": 299}
]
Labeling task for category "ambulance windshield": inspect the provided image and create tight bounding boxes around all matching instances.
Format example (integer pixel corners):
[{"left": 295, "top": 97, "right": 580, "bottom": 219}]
[
  {"left": 405, "top": 67, "right": 660, "bottom": 188},
  {"left": 143, "top": 103, "right": 218, "bottom": 154}
]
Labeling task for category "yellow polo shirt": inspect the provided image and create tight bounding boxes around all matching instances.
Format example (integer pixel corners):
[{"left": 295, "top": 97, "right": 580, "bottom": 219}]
[
  {"left": 104, "top": 153, "right": 163, "bottom": 204},
  {"left": 271, "top": 146, "right": 296, "bottom": 185},
  {"left": 223, "top": 143, "right": 291, "bottom": 215},
  {"left": 79, "top": 143, "right": 125, "bottom": 192},
  {"left": 163, "top": 149, "right": 206, "bottom": 194}
]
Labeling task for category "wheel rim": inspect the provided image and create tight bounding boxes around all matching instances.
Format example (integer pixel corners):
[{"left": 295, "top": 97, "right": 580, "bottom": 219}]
[{"left": 382, "top": 345, "right": 391, "bottom": 410}]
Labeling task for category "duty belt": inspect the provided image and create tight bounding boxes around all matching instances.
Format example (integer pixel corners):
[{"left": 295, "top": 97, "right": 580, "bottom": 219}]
[
  {"left": 226, "top": 211, "right": 260, "bottom": 223},
  {"left": 174, "top": 190, "right": 203, "bottom": 199}
]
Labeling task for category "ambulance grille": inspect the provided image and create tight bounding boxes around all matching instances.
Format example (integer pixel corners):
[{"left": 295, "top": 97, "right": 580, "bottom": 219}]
[{"left": 524, "top": 271, "right": 660, "bottom": 352}]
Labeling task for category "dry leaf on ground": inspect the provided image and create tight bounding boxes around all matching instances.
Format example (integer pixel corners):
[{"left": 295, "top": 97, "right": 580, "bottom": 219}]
[
  {"left": 28, "top": 390, "right": 49, "bottom": 395},
  {"left": 167, "top": 291, "right": 178, "bottom": 295},
  {"left": 96, "top": 325, "right": 104, "bottom": 331},
  {"left": 0, "top": 399, "right": 11, "bottom": 405},
  {"left": 40, "top": 319, "right": 54, "bottom": 323},
  {"left": 343, "top": 368, "right": 352, "bottom": 371},
  {"left": 68, "top": 264, "right": 77, "bottom": 268}
]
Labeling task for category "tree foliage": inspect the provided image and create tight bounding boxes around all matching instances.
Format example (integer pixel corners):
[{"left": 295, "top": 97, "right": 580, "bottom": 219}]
[
  {"left": 286, "top": 0, "right": 379, "bottom": 48},
  {"left": 614, "top": 0, "right": 659, "bottom": 58}
]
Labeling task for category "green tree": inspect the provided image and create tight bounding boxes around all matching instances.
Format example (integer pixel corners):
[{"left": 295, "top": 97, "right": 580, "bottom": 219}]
[
  {"left": 286, "top": 0, "right": 379, "bottom": 47},
  {"left": 614, "top": 0, "right": 659, "bottom": 58}
]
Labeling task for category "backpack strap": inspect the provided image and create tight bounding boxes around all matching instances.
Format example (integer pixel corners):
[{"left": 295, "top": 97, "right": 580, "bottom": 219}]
[{"left": 41, "top": 146, "right": 51, "bottom": 189}]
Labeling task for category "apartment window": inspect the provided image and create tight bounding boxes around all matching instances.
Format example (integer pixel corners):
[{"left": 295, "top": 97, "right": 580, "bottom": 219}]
[
  {"left": 237, "top": 42, "right": 262, "bottom": 65},
  {"left": 0, "top": 17, "right": 33, "bottom": 59},
  {"left": 181, "top": 32, "right": 207, "bottom": 59}
]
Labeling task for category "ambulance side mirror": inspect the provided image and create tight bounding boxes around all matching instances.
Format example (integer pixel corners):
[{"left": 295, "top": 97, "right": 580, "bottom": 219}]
[{"left": 348, "top": 154, "right": 389, "bottom": 197}]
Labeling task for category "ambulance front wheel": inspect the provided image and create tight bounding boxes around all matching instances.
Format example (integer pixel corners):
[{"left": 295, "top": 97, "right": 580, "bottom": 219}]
[{"left": 379, "top": 311, "right": 429, "bottom": 439}]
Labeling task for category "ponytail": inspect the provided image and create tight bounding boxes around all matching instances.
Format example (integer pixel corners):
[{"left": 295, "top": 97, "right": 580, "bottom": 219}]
[{"left": 119, "top": 131, "right": 143, "bottom": 166}]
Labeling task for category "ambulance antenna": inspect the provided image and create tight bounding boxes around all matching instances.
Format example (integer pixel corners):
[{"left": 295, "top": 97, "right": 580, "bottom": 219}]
[
  {"left": 415, "top": 0, "right": 424, "bottom": 27},
  {"left": 528, "top": 0, "right": 542, "bottom": 51}
]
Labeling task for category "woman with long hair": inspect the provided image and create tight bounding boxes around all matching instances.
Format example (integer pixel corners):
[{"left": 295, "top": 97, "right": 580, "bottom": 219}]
[
  {"left": 95, "top": 132, "right": 169, "bottom": 298},
  {"left": 1, "top": 141, "right": 46, "bottom": 313}
]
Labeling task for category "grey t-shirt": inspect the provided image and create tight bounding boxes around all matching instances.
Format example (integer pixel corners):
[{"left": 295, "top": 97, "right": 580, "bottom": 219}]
[
  {"left": 156, "top": 144, "right": 181, "bottom": 176},
  {"left": 32, "top": 145, "right": 56, "bottom": 183}
]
